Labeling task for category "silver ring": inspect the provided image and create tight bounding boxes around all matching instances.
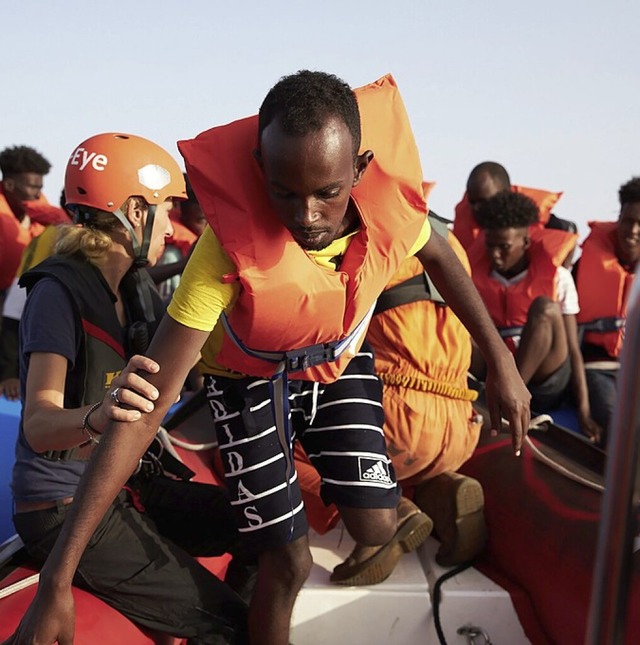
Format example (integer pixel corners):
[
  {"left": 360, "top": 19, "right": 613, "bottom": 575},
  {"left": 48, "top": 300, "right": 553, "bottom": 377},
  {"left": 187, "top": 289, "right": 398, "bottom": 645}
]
[{"left": 111, "top": 387, "right": 122, "bottom": 405}]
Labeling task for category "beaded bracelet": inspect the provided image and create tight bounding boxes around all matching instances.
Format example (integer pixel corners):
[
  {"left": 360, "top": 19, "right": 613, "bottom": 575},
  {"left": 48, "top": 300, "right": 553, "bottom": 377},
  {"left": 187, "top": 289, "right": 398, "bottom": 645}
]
[{"left": 81, "top": 401, "right": 103, "bottom": 445}]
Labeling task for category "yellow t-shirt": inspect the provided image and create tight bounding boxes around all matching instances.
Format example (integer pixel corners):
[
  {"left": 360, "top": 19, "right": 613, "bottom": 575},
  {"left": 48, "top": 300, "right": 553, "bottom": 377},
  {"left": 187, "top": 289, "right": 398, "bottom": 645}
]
[
  {"left": 167, "top": 219, "right": 431, "bottom": 376},
  {"left": 18, "top": 225, "right": 60, "bottom": 275}
]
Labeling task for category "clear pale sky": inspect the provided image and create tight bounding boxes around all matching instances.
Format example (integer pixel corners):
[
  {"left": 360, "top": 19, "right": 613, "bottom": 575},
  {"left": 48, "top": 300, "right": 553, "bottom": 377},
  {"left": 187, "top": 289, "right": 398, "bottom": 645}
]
[{"left": 3, "top": 0, "right": 638, "bottom": 240}]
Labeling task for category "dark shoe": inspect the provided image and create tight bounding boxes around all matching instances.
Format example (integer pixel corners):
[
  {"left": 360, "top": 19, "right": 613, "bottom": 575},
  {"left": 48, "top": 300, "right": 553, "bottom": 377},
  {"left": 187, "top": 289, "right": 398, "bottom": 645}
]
[
  {"left": 330, "top": 498, "right": 433, "bottom": 586},
  {"left": 414, "top": 472, "right": 486, "bottom": 567}
]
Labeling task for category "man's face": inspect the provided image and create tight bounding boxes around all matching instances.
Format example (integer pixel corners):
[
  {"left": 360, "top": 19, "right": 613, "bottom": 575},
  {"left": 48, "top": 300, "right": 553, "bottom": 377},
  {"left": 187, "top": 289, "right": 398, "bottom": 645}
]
[
  {"left": 180, "top": 203, "right": 207, "bottom": 237},
  {"left": 147, "top": 200, "right": 175, "bottom": 265},
  {"left": 3, "top": 172, "right": 44, "bottom": 214},
  {"left": 467, "top": 172, "right": 503, "bottom": 214},
  {"left": 258, "top": 116, "right": 369, "bottom": 251},
  {"left": 616, "top": 201, "right": 640, "bottom": 267},
  {"left": 484, "top": 227, "right": 530, "bottom": 277}
]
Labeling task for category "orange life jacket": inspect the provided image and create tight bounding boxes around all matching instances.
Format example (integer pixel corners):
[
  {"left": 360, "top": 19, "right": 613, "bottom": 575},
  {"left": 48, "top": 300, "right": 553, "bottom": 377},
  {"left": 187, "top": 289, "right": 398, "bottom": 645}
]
[
  {"left": 469, "top": 228, "right": 576, "bottom": 353},
  {"left": 576, "top": 221, "right": 634, "bottom": 359},
  {"left": 368, "top": 227, "right": 481, "bottom": 483},
  {"left": 0, "top": 187, "right": 53, "bottom": 290},
  {"left": 178, "top": 74, "right": 427, "bottom": 382},
  {"left": 453, "top": 185, "right": 562, "bottom": 250}
]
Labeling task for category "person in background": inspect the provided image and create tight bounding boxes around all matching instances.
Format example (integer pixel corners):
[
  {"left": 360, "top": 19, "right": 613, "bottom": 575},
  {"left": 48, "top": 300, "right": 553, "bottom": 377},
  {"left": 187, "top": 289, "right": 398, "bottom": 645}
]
[
  {"left": 150, "top": 173, "right": 207, "bottom": 301},
  {"left": 468, "top": 190, "right": 601, "bottom": 442},
  {"left": 0, "top": 191, "right": 71, "bottom": 400},
  {"left": 8, "top": 133, "right": 249, "bottom": 644},
  {"left": 574, "top": 177, "right": 640, "bottom": 447},
  {"left": 454, "top": 161, "right": 577, "bottom": 267},
  {"left": 359, "top": 211, "right": 487, "bottom": 567},
  {"left": 5, "top": 72, "right": 529, "bottom": 645},
  {"left": 0, "top": 145, "right": 68, "bottom": 314}
]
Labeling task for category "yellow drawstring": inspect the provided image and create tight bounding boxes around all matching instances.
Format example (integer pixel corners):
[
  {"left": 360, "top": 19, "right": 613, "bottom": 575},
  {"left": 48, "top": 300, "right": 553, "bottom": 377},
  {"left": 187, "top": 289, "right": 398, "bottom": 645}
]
[{"left": 379, "top": 372, "right": 478, "bottom": 402}]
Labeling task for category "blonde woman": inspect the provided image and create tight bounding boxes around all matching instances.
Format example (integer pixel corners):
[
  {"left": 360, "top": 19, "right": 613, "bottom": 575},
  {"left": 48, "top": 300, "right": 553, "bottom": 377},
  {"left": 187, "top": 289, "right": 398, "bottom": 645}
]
[{"left": 10, "top": 133, "right": 248, "bottom": 644}]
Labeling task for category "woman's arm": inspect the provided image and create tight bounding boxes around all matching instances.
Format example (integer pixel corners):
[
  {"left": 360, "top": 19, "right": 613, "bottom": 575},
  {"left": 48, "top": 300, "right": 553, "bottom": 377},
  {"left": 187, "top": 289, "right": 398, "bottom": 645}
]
[{"left": 23, "top": 352, "right": 163, "bottom": 453}]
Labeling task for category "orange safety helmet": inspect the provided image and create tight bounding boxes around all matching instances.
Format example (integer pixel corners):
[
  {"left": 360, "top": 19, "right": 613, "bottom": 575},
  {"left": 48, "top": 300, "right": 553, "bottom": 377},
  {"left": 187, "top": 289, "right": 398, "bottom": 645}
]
[
  {"left": 65, "top": 133, "right": 186, "bottom": 211},
  {"left": 64, "top": 133, "right": 187, "bottom": 266}
]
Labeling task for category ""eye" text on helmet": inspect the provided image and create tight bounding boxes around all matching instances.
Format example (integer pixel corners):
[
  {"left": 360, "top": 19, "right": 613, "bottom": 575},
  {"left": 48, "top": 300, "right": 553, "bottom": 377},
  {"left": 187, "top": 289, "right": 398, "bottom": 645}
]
[{"left": 69, "top": 147, "right": 108, "bottom": 172}]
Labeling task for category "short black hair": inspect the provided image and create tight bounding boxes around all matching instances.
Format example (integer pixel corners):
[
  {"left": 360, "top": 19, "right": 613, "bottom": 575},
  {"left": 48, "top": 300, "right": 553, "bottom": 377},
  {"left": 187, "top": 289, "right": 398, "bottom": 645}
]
[
  {"left": 258, "top": 70, "right": 361, "bottom": 156},
  {"left": 619, "top": 177, "right": 640, "bottom": 206},
  {"left": 0, "top": 145, "right": 51, "bottom": 177},
  {"left": 182, "top": 172, "right": 198, "bottom": 204},
  {"left": 475, "top": 190, "right": 539, "bottom": 230},
  {"left": 467, "top": 161, "right": 511, "bottom": 191}
]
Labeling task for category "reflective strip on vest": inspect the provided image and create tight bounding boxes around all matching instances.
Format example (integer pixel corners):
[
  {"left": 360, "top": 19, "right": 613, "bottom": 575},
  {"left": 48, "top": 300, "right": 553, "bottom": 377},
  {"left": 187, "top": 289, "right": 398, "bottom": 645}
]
[{"left": 579, "top": 317, "right": 626, "bottom": 334}]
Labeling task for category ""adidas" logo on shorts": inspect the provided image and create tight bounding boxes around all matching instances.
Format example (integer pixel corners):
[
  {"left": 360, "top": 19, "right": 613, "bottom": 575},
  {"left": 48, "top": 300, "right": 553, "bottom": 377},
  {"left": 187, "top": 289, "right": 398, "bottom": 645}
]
[{"left": 358, "top": 458, "right": 392, "bottom": 484}]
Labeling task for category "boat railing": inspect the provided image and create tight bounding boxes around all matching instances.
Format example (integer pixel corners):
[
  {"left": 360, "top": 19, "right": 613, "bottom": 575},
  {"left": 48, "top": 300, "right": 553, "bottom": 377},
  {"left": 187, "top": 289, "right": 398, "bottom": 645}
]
[{"left": 586, "top": 266, "right": 640, "bottom": 644}]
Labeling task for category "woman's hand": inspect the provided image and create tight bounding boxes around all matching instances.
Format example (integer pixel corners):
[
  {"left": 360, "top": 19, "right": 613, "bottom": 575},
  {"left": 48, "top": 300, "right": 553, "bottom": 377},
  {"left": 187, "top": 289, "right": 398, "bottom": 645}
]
[{"left": 92, "top": 355, "right": 161, "bottom": 431}]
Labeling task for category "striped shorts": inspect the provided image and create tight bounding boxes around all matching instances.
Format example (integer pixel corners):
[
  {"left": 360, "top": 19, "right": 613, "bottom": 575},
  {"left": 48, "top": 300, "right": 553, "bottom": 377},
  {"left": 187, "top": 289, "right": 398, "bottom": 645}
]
[{"left": 204, "top": 345, "right": 400, "bottom": 552}]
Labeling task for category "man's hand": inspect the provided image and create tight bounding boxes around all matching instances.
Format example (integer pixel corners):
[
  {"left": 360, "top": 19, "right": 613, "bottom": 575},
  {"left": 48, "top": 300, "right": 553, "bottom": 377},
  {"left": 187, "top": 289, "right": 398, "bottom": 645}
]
[
  {"left": 485, "top": 354, "right": 532, "bottom": 456},
  {"left": 0, "top": 378, "right": 20, "bottom": 401},
  {"left": 2, "top": 579, "right": 75, "bottom": 645},
  {"left": 415, "top": 229, "right": 531, "bottom": 456},
  {"left": 578, "top": 413, "right": 603, "bottom": 445}
]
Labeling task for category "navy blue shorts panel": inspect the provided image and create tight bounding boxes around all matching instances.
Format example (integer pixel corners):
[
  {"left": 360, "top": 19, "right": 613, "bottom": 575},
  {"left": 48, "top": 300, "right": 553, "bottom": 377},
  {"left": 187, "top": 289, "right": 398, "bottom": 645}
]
[
  {"left": 204, "top": 348, "right": 400, "bottom": 552},
  {"left": 296, "top": 349, "right": 400, "bottom": 510},
  {"left": 204, "top": 374, "right": 307, "bottom": 553}
]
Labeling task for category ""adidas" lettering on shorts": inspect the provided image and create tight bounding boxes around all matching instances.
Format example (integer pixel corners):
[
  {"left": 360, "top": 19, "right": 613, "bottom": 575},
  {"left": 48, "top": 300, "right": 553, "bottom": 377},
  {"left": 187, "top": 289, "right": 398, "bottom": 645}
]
[{"left": 203, "top": 344, "right": 400, "bottom": 552}]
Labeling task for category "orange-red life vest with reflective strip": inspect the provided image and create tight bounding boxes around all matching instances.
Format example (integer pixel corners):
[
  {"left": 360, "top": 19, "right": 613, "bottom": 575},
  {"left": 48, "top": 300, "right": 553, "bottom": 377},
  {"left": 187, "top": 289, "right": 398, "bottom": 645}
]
[
  {"left": 469, "top": 228, "right": 576, "bottom": 354},
  {"left": 576, "top": 221, "right": 634, "bottom": 359}
]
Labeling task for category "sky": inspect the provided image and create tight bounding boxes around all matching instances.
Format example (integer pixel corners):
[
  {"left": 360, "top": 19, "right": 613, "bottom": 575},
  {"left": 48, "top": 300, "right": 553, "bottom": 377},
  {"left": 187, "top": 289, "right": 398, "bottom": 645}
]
[{"left": 3, "top": 0, "right": 638, "bottom": 241}]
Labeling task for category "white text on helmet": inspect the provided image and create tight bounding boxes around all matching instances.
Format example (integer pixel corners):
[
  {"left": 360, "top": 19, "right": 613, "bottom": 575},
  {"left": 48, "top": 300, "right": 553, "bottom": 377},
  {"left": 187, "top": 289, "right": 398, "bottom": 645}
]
[{"left": 69, "top": 147, "right": 108, "bottom": 172}]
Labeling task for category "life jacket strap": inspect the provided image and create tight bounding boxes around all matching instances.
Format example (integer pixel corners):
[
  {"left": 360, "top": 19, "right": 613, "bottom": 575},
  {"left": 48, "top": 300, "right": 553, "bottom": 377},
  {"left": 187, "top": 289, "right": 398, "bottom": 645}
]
[
  {"left": 579, "top": 317, "right": 625, "bottom": 334},
  {"left": 220, "top": 304, "right": 375, "bottom": 373},
  {"left": 498, "top": 325, "right": 524, "bottom": 339},
  {"left": 221, "top": 304, "right": 375, "bottom": 541}
]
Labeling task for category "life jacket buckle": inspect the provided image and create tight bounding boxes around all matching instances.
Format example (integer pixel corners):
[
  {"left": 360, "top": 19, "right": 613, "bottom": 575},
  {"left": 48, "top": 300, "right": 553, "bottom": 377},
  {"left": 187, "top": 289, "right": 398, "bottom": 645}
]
[{"left": 284, "top": 342, "right": 337, "bottom": 372}]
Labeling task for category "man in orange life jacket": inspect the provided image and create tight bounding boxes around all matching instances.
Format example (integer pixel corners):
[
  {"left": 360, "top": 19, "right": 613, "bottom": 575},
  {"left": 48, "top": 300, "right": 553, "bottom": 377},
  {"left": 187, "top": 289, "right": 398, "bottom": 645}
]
[
  {"left": 367, "top": 212, "right": 487, "bottom": 567},
  {"left": 7, "top": 71, "right": 530, "bottom": 645},
  {"left": 453, "top": 161, "right": 577, "bottom": 267},
  {"left": 0, "top": 145, "right": 55, "bottom": 313},
  {"left": 468, "top": 190, "right": 601, "bottom": 442},
  {"left": 574, "top": 177, "right": 640, "bottom": 447}
]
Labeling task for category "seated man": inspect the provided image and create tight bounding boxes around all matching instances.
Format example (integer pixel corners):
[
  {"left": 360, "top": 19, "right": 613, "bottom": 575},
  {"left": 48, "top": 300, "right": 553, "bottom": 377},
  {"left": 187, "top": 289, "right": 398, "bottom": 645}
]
[
  {"left": 364, "top": 212, "right": 485, "bottom": 568},
  {"left": 468, "top": 191, "right": 601, "bottom": 442},
  {"left": 454, "top": 161, "right": 577, "bottom": 266},
  {"left": 574, "top": 177, "right": 640, "bottom": 447}
]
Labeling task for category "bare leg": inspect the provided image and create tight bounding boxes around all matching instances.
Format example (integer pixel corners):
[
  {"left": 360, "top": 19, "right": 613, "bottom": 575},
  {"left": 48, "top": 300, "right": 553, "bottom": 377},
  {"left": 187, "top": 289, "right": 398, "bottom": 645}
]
[
  {"left": 331, "top": 501, "right": 432, "bottom": 585},
  {"left": 250, "top": 535, "right": 312, "bottom": 645},
  {"left": 339, "top": 506, "right": 397, "bottom": 545},
  {"left": 516, "top": 297, "right": 568, "bottom": 385}
]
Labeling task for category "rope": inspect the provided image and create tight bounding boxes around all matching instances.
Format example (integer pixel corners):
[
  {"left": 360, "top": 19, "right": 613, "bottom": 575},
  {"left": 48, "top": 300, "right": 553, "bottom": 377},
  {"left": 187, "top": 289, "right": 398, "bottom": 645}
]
[
  {"left": 0, "top": 573, "right": 39, "bottom": 599},
  {"left": 379, "top": 372, "right": 478, "bottom": 401},
  {"left": 164, "top": 432, "right": 218, "bottom": 452},
  {"left": 524, "top": 436, "right": 605, "bottom": 492}
]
